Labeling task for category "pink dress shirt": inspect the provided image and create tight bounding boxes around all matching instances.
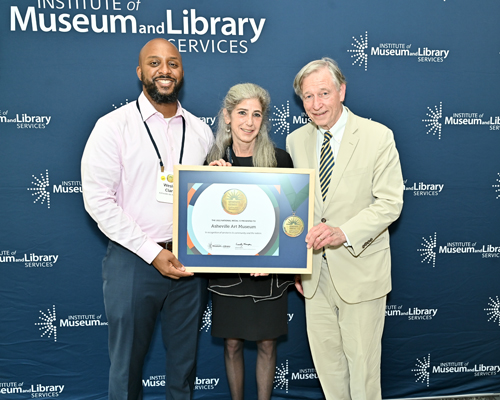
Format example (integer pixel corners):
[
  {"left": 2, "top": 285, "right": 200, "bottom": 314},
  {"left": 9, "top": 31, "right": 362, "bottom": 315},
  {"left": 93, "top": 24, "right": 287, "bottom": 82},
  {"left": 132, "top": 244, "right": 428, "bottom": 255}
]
[{"left": 81, "top": 93, "right": 214, "bottom": 264}]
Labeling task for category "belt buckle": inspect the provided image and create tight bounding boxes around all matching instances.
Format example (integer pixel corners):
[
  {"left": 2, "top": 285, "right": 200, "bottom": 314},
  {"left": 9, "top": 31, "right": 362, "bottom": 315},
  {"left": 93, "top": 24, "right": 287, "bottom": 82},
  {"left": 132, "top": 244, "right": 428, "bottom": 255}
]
[{"left": 158, "top": 242, "right": 173, "bottom": 252}]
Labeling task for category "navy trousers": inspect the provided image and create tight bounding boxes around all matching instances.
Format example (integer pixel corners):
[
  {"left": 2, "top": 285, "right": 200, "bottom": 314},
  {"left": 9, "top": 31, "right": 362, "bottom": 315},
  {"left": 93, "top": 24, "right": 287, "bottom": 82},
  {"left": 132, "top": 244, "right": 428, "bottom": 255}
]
[{"left": 102, "top": 241, "right": 207, "bottom": 400}]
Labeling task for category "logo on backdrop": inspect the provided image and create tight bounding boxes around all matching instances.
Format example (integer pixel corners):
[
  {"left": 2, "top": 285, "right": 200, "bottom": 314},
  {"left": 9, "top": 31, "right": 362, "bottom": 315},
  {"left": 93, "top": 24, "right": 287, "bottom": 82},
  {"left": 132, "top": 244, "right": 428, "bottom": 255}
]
[
  {"left": 0, "top": 249, "right": 59, "bottom": 268},
  {"left": 348, "top": 31, "right": 450, "bottom": 71},
  {"left": 274, "top": 359, "right": 318, "bottom": 394},
  {"left": 423, "top": 102, "right": 500, "bottom": 139},
  {"left": 0, "top": 382, "right": 26, "bottom": 396},
  {"left": 0, "top": 381, "right": 65, "bottom": 396},
  {"left": 274, "top": 360, "right": 289, "bottom": 393},
  {"left": 494, "top": 173, "right": 500, "bottom": 199},
  {"left": 412, "top": 354, "right": 431, "bottom": 387},
  {"left": 142, "top": 375, "right": 219, "bottom": 390},
  {"left": 11, "top": 4, "right": 266, "bottom": 54},
  {"left": 418, "top": 232, "right": 438, "bottom": 267},
  {"left": 386, "top": 304, "right": 438, "bottom": 320},
  {"left": 485, "top": 296, "right": 500, "bottom": 326},
  {"left": 194, "top": 377, "right": 220, "bottom": 391},
  {"left": 199, "top": 115, "right": 216, "bottom": 127},
  {"left": 35, "top": 305, "right": 57, "bottom": 342},
  {"left": 200, "top": 302, "right": 212, "bottom": 332},
  {"left": 27, "top": 170, "right": 82, "bottom": 208},
  {"left": 35, "top": 305, "right": 107, "bottom": 342},
  {"left": 404, "top": 179, "right": 444, "bottom": 197},
  {"left": 271, "top": 101, "right": 291, "bottom": 136},
  {"left": 0, "top": 108, "right": 51, "bottom": 129},
  {"left": 412, "top": 353, "right": 500, "bottom": 387},
  {"left": 271, "top": 101, "right": 311, "bottom": 136},
  {"left": 143, "top": 375, "right": 166, "bottom": 389},
  {"left": 422, "top": 102, "right": 443, "bottom": 139},
  {"left": 27, "top": 170, "right": 50, "bottom": 208},
  {"left": 418, "top": 232, "right": 500, "bottom": 267}
]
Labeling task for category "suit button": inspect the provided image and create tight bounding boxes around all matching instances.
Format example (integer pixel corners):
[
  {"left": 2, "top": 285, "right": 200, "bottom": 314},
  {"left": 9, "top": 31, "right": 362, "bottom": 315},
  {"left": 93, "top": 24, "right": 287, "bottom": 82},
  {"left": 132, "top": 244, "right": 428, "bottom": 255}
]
[
  {"left": 362, "top": 238, "right": 374, "bottom": 248},
  {"left": 321, "top": 218, "right": 326, "bottom": 223}
]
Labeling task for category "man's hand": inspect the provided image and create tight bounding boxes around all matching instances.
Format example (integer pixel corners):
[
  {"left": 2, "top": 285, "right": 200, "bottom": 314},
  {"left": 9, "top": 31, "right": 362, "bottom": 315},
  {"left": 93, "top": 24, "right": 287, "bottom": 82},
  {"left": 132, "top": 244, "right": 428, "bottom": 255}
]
[
  {"left": 152, "top": 249, "right": 193, "bottom": 279},
  {"left": 209, "top": 159, "right": 232, "bottom": 167},
  {"left": 305, "top": 223, "right": 346, "bottom": 250},
  {"left": 294, "top": 274, "right": 304, "bottom": 296}
]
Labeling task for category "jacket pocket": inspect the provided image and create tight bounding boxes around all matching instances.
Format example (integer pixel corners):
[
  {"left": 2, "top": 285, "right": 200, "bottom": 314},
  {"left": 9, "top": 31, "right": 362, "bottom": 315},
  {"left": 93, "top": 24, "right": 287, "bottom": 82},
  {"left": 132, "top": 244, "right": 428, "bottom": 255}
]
[{"left": 359, "top": 233, "right": 389, "bottom": 257}]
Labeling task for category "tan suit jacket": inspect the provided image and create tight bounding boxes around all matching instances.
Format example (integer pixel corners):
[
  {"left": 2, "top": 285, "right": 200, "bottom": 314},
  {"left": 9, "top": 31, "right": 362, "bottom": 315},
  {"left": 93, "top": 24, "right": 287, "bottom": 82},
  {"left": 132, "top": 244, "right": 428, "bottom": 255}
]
[{"left": 286, "top": 108, "right": 404, "bottom": 304}]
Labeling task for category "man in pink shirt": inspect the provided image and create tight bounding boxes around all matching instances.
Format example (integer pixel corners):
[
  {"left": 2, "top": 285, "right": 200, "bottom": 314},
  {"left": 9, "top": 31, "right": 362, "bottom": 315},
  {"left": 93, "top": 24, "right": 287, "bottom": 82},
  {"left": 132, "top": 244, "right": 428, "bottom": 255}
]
[{"left": 81, "top": 39, "right": 214, "bottom": 400}]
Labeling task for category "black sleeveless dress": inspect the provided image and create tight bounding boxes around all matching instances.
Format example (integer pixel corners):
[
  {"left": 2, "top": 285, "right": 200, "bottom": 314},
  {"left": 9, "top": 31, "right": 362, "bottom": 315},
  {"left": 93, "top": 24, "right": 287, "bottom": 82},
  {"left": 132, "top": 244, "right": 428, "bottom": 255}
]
[{"left": 209, "top": 147, "right": 295, "bottom": 341}]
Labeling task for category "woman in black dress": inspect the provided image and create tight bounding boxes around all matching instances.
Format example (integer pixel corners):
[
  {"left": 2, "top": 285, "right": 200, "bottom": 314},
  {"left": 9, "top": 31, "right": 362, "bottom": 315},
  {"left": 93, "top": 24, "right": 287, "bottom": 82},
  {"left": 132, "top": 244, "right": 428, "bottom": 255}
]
[{"left": 206, "top": 83, "right": 294, "bottom": 400}]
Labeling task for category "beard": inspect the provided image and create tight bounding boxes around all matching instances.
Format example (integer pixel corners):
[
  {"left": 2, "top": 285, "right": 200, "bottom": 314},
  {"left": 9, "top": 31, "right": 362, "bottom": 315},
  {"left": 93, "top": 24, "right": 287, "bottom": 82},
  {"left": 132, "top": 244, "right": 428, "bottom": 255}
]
[{"left": 141, "top": 73, "right": 184, "bottom": 104}]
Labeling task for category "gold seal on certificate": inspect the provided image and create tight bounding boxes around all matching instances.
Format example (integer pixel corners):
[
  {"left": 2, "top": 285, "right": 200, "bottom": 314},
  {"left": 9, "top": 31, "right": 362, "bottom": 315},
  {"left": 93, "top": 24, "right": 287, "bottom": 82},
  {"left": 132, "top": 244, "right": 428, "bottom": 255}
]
[
  {"left": 221, "top": 189, "right": 247, "bottom": 215},
  {"left": 282, "top": 215, "right": 304, "bottom": 237}
]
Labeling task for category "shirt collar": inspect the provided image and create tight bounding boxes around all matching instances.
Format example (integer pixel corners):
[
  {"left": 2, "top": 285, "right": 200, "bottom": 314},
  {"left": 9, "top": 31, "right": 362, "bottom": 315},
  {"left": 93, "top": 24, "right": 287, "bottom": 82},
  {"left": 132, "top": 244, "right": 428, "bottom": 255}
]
[
  {"left": 318, "top": 105, "right": 348, "bottom": 143},
  {"left": 138, "top": 92, "right": 184, "bottom": 122}
]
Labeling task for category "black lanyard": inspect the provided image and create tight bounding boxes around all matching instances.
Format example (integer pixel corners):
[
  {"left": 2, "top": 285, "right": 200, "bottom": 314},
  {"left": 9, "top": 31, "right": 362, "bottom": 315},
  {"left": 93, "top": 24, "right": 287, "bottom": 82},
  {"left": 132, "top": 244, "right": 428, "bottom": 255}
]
[
  {"left": 225, "top": 145, "right": 234, "bottom": 164},
  {"left": 226, "top": 145, "right": 245, "bottom": 166},
  {"left": 136, "top": 100, "right": 186, "bottom": 172}
]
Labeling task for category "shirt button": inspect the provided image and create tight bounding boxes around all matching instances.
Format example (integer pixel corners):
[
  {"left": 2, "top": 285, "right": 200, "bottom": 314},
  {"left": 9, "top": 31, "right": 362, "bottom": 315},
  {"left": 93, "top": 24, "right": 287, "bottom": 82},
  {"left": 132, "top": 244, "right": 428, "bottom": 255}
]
[{"left": 321, "top": 218, "right": 326, "bottom": 223}]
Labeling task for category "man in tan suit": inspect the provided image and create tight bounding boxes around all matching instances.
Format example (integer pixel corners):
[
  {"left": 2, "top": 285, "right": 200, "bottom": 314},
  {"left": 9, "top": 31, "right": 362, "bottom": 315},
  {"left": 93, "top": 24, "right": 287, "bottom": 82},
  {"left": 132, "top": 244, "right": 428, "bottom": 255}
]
[{"left": 286, "top": 58, "right": 404, "bottom": 400}]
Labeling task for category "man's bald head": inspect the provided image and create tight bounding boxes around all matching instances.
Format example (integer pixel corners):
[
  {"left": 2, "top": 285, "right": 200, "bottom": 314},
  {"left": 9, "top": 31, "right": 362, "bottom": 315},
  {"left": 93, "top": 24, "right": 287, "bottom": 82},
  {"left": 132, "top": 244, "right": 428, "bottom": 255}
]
[
  {"left": 138, "top": 38, "right": 181, "bottom": 67},
  {"left": 136, "top": 38, "right": 184, "bottom": 109}
]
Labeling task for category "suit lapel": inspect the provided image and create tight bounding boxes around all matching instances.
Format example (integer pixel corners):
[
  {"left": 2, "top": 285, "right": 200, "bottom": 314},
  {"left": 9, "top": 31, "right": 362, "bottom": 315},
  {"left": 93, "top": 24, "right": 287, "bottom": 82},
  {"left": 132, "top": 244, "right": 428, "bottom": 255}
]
[{"left": 323, "top": 110, "right": 360, "bottom": 208}]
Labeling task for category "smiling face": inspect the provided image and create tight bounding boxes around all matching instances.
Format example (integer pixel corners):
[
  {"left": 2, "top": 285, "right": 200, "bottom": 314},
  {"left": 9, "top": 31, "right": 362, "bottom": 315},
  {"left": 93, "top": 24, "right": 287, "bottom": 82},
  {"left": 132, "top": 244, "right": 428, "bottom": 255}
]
[
  {"left": 301, "top": 67, "right": 346, "bottom": 130},
  {"left": 224, "top": 98, "right": 263, "bottom": 153},
  {"left": 136, "top": 39, "right": 184, "bottom": 106}
]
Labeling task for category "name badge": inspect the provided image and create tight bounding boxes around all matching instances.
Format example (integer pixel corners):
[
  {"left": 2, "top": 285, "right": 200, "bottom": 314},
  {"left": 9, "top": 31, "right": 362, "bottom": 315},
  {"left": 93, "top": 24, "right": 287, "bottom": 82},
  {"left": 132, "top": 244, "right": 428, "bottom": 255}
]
[{"left": 157, "top": 170, "right": 174, "bottom": 203}]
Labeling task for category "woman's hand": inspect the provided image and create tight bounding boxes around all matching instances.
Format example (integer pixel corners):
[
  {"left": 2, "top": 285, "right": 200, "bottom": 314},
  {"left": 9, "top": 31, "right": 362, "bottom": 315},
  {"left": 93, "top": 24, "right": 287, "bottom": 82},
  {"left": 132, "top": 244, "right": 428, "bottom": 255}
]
[
  {"left": 250, "top": 273, "right": 269, "bottom": 277},
  {"left": 209, "top": 159, "right": 232, "bottom": 167},
  {"left": 294, "top": 274, "right": 304, "bottom": 296}
]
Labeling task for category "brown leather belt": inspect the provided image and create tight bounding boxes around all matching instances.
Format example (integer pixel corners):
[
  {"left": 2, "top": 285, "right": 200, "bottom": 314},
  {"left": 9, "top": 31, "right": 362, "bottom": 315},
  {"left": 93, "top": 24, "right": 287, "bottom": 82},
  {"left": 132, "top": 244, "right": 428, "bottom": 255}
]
[{"left": 158, "top": 242, "right": 173, "bottom": 251}]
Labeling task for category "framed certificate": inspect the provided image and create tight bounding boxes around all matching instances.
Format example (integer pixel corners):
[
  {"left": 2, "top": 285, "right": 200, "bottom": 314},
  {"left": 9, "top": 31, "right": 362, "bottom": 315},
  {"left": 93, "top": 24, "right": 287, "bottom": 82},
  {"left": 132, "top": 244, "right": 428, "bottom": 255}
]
[{"left": 173, "top": 165, "right": 314, "bottom": 273}]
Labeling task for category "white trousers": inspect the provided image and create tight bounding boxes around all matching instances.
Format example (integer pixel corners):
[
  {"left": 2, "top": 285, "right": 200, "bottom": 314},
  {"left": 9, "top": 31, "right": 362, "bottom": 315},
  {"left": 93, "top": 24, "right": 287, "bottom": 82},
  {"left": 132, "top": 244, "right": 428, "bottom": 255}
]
[{"left": 305, "top": 260, "right": 386, "bottom": 400}]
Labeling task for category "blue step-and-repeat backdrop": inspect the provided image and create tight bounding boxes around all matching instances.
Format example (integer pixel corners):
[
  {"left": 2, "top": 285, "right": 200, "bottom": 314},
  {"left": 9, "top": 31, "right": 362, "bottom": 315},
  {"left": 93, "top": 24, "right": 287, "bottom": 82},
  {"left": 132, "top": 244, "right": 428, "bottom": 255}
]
[{"left": 1, "top": 0, "right": 499, "bottom": 399}]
